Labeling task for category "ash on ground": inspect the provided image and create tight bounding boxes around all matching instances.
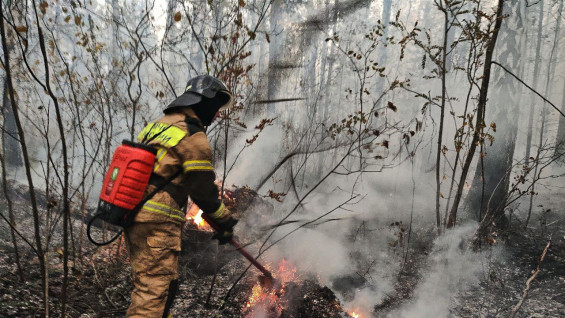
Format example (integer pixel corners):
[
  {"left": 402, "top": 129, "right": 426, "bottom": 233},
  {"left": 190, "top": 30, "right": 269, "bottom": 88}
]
[{"left": 0, "top": 182, "right": 564, "bottom": 317}]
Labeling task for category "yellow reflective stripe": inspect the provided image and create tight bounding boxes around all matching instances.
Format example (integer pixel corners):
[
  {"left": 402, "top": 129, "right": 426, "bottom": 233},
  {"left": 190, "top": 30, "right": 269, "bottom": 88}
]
[
  {"left": 138, "top": 123, "right": 186, "bottom": 147},
  {"left": 183, "top": 160, "right": 212, "bottom": 165},
  {"left": 153, "top": 149, "right": 167, "bottom": 172},
  {"left": 145, "top": 200, "right": 184, "bottom": 215},
  {"left": 208, "top": 203, "right": 226, "bottom": 219},
  {"left": 184, "top": 166, "right": 214, "bottom": 173},
  {"left": 156, "top": 149, "right": 167, "bottom": 161},
  {"left": 183, "top": 160, "right": 214, "bottom": 173},
  {"left": 142, "top": 206, "right": 185, "bottom": 222}
]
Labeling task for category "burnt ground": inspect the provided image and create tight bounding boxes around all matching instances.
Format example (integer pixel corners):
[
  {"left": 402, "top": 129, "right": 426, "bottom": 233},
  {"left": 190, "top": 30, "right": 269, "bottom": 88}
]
[
  {"left": 0, "top": 184, "right": 353, "bottom": 317},
  {"left": 372, "top": 213, "right": 565, "bottom": 318},
  {"left": 0, "top": 223, "right": 351, "bottom": 317},
  {"left": 453, "top": 228, "right": 565, "bottom": 318},
  {"left": 0, "top": 182, "right": 564, "bottom": 317}
]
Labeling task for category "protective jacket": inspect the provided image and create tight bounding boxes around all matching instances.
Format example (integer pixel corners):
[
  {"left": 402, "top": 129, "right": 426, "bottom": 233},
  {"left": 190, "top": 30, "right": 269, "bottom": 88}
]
[{"left": 135, "top": 109, "right": 227, "bottom": 223}]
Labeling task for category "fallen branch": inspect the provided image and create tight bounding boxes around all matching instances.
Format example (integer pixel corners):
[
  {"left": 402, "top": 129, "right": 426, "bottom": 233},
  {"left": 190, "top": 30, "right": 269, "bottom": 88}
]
[
  {"left": 508, "top": 238, "right": 552, "bottom": 318},
  {"left": 104, "top": 288, "right": 118, "bottom": 309}
]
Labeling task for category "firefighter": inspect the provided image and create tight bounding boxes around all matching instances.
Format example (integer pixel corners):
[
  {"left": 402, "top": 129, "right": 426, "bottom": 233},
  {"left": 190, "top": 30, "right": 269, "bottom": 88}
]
[{"left": 125, "top": 75, "right": 238, "bottom": 318}]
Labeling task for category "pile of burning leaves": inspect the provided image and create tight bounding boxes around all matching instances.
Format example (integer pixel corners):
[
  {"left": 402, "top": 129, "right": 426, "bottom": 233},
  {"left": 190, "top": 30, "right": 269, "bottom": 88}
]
[
  {"left": 172, "top": 256, "right": 356, "bottom": 318},
  {"left": 173, "top": 187, "right": 358, "bottom": 317}
]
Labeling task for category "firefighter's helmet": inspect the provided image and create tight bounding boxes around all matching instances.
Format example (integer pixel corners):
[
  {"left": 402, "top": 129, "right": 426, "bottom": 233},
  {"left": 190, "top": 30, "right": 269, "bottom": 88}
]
[{"left": 165, "top": 75, "right": 235, "bottom": 125}]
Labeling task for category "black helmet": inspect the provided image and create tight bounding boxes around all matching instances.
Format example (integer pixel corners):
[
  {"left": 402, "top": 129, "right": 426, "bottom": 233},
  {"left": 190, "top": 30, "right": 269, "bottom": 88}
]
[{"left": 165, "top": 75, "right": 235, "bottom": 125}]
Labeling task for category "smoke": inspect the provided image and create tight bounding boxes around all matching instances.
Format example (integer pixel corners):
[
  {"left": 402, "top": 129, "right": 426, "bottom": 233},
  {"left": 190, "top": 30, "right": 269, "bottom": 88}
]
[
  {"left": 388, "top": 224, "right": 493, "bottom": 318},
  {"left": 221, "top": 120, "right": 285, "bottom": 189}
]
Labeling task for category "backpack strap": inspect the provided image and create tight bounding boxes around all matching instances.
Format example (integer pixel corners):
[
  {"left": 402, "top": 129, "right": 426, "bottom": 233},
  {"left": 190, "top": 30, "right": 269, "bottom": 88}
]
[{"left": 185, "top": 116, "right": 205, "bottom": 135}]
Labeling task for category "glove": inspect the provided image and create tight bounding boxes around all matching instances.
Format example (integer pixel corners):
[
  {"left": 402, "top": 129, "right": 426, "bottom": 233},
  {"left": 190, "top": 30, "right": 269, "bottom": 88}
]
[
  {"left": 211, "top": 216, "right": 238, "bottom": 244},
  {"left": 208, "top": 206, "right": 238, "bottom": 245}
]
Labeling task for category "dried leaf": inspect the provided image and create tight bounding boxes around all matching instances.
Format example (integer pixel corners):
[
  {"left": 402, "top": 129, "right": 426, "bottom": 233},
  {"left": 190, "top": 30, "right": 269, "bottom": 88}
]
[
  {"left": 40, "top": 1, "right": 48, "bottom": 14},
  {"left": 15, "top": 25, "right": 28, "bottom": 33},
  {"left": 238, "top": 0, "right": 246, "bottom": 7},
  {"left": 247, "top": 30, "right": 256, "bottom": 40},
  {"left": 387, "top": 101, "right": 398, "bottom": 112},
  {"left": 487, "top": 237, "right": 496, "bottom": 246},
  {"left": 174, "top": 12, "right": 182, "bottom": 22},
  {"left": 490, "top": 122, "right": 496, "bottom": 132}
]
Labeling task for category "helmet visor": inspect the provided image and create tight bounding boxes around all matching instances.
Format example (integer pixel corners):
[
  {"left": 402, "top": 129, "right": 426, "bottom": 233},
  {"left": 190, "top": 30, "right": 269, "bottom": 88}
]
[{"left": 167, "top": 92, "right": 202, "bottom": 109}]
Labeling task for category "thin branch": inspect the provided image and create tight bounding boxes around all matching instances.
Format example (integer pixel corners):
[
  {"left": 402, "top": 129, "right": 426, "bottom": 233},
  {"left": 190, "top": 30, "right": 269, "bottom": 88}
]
[
  {"left": 491, "top": 61, "right": 565, "bottom": 118},
  {"left": 508, "top": 238, "right": 552, "bottom": 318}
]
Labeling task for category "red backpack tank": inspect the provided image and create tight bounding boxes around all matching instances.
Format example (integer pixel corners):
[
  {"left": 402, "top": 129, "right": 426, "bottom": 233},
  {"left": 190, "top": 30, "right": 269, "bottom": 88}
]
[
  {"left": 97, "top": 140, "right": 156, "bottom": 226},
  {"left": 88, "top": 124, "right": 182, "bottom": 246}
]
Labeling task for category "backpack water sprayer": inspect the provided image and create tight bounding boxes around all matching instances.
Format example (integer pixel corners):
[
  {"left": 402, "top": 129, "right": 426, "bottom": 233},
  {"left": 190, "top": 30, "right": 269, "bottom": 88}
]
[{"left": 87, "top": 125, "right": 180, "bottom": 246}]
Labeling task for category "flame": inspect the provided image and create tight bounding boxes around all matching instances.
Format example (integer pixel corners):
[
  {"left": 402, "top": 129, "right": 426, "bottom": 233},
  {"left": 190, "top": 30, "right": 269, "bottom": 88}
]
[
  {"left": 349, "top": 312, "right": 360, "bottom": 318},
  {"left": 186, "top": 204, "right": 211, "bottom": 230},
  {"left": 244, "top": 259, "right": 298, "bottom": 317},
  {"left": 193, "top": 209, "right": 205, "bottom": 226}
]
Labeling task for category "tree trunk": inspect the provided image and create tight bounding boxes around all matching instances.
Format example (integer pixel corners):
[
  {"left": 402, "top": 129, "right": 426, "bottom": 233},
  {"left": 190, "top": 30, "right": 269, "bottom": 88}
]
[
  {"left": 2, "top": 64, "right": 23, "bottom": 169},
  {"left": 447, "top": 0, "right": 505, "bottom": 228},
  {"left": 0, "top": 3, "right": 47, "bottom": 315},
  {"left": 524, "top": 0, "right": 544, "bottom": 165},
  {"left": 555, "top": 79, "right": 565, "bottom": 153},
  {"left": 0, "top": 151, "right": 24, "bottom": 282},
  {"left": 525, "top": 0, "right": 562, "bottom": 227},
  {"left": 552, "top": 0, "right": 565, "bottom": 157},
  {"left": 435, "top": 0, "right": 449, "bottom": 233},
  {"left": 465, "top": 0, "right": 523, "bottom": 224},
  {"left": 267, "top": 0, "right": 285, "bottom": 107}
]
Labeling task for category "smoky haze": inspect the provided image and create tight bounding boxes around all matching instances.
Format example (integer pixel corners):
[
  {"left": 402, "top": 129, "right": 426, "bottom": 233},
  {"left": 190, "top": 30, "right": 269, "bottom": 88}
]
[{"left": 0, "top": 0, "right": 563, "bottom": 317}]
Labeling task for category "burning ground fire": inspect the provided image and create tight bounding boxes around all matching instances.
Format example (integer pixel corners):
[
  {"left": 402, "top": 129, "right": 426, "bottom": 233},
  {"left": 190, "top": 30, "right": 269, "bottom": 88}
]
[
  {"left": 244, "top": 259, "right": 298, "bottom": 317},
  {"left": 187, "top": 186, "right": 363, "bottom": 317},
  {"left": 243, "top": 259, "right": 364, "bottom": 318}
]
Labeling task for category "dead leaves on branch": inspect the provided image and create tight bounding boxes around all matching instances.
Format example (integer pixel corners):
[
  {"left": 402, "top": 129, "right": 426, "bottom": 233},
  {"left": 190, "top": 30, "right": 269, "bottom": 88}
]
[
  {"left": 265, "top": 190, "right": 285, "bottom": 202},
  {"left": 245, "top": 118, "right": 276, "bottom": 145}
]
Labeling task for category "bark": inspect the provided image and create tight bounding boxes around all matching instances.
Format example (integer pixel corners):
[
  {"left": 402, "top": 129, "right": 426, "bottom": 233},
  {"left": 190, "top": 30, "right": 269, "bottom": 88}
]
[{"left": 447, "top": 0, "right": 505, "bottom": 228}]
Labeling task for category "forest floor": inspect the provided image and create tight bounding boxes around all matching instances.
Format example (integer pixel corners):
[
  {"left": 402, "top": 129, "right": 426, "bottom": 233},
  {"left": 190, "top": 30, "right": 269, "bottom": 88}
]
[{"left": 0, "top": 182, "right": 564, "bottom": 317}]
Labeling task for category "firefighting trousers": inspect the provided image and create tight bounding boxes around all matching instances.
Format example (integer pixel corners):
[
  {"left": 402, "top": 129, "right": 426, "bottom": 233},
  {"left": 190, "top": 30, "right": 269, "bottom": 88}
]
[{"left": 125, "top": 222, "right": 182, "bottom": 318}]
